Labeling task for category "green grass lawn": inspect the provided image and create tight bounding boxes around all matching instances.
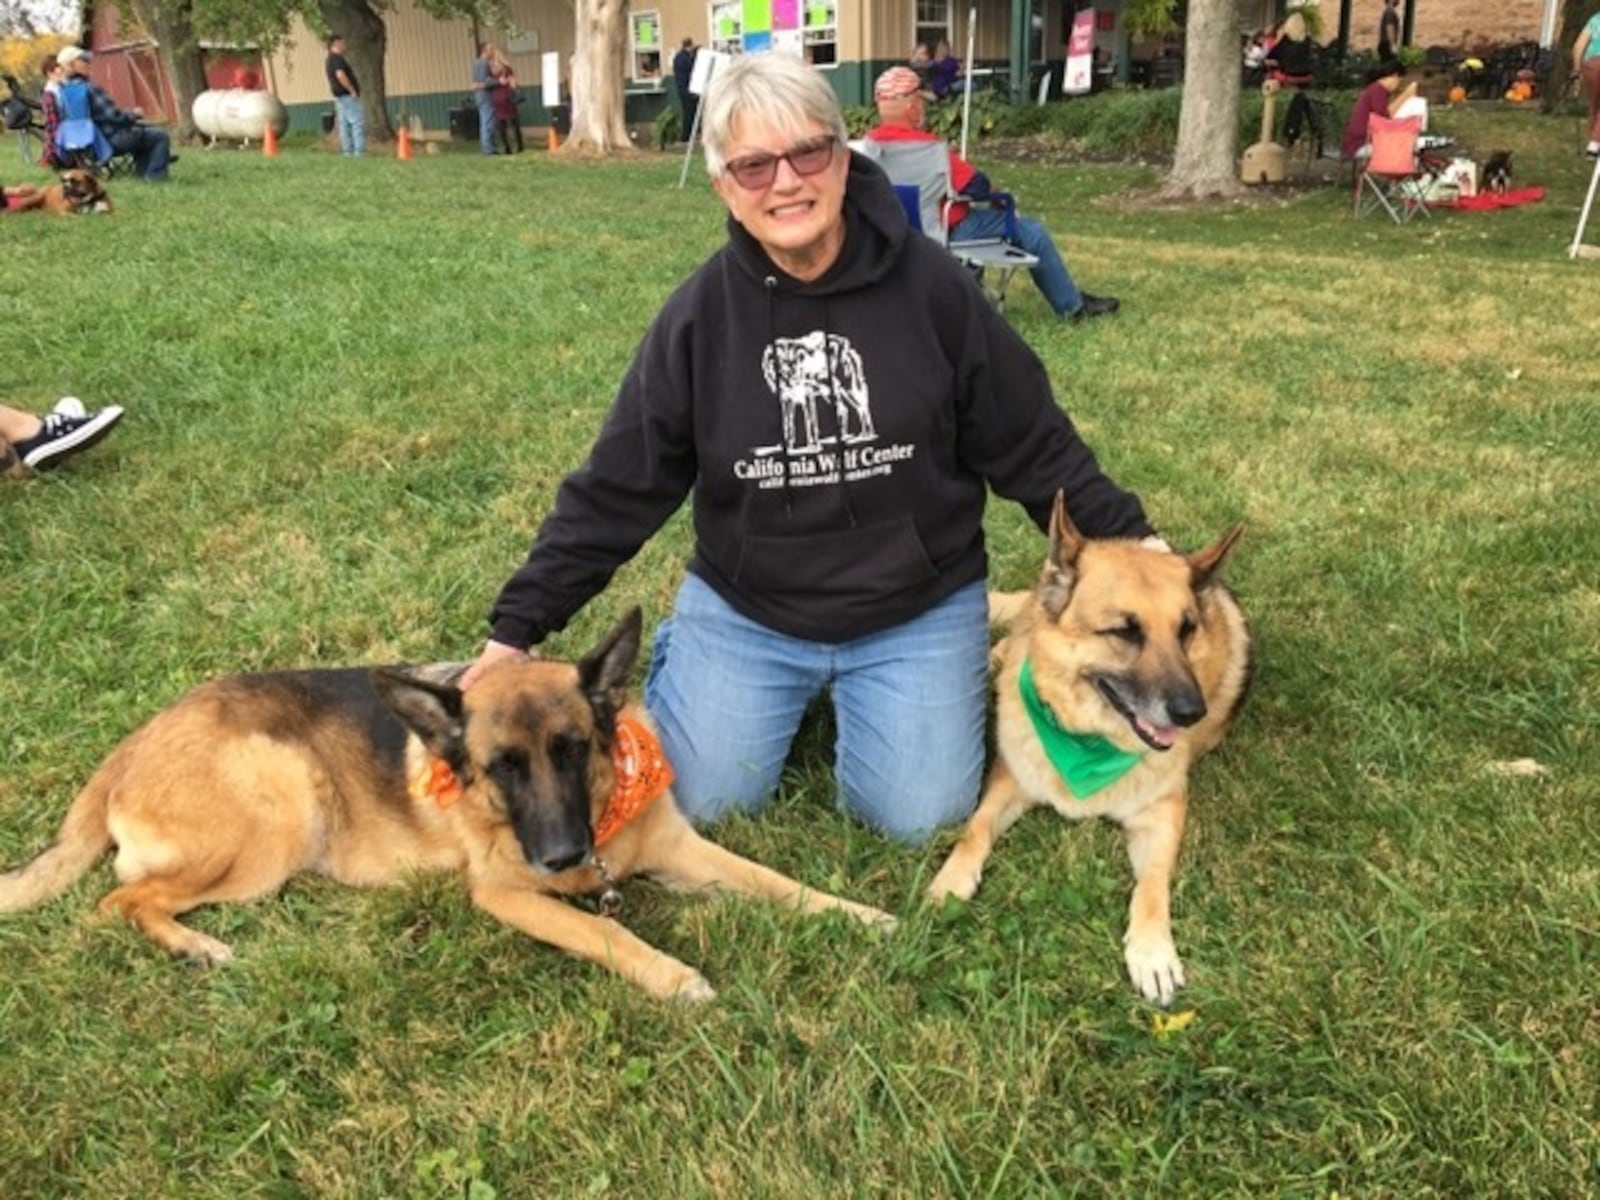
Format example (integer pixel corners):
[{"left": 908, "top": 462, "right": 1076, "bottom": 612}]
[{"left": 2, "top": 108, "right": 1597, "bottom": 1197}]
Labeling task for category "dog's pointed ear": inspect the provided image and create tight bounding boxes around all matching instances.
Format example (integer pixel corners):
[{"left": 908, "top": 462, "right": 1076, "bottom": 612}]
[
  {"left": 577, "top": 607, "right": 642, "bottom": 729},
  {"left": 372, "top": 668, "right": 467, "bottom": 764},
  {"left": 1188, "top": 524, "right": 1244, "bottom": 589},
  {"left": 1039, "top": 490, "right": 1085, "bottom": 619}
]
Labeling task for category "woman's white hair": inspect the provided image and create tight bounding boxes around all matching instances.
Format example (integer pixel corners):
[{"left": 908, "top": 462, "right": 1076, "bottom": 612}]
[{"left": 701, "top": 54, "right": 848, "bottom": 178}]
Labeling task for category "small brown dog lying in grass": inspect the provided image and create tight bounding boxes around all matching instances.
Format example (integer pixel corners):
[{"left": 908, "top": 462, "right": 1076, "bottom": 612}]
[{"left": 4, "top": 169, "right": 112, "bottom": 215}]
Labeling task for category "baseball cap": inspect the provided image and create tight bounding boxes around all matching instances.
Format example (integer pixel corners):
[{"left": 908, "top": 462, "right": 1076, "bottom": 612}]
[
  {"left": 875, "top": 65, "right": 932, "bottom": 101},
  {"left": 57, "top": 46, "right": 91, "bottom": 66}
]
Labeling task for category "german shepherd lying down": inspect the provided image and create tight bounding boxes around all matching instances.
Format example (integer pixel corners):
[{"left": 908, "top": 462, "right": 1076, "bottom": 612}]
[
  {"left": 0, "top": 609, "right": 892, "bottom": 1001},
  {"left": 929, "top": 495, "right": 1250, "bottom": 1005}
]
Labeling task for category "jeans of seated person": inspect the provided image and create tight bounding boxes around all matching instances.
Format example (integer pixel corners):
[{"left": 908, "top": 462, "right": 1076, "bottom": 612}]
[
  {"left": 644, "top": 574, "right": 988, "bottom": 844},
  {"left": 109, "top": 124, "right": 171, "bottom": 180},
  {"left": 951, "top": 208, "right": 1085, "bottom": 317},
  {"left": 477, "top": 96, "right": 496, "bottom": 154},
  {"left": 334, "top": 93, "right": 365, "bottom": 156}
]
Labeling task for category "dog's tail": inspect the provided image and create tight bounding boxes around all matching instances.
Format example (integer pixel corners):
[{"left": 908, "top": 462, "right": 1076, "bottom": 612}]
[{"left": 0, "top": 738, "right": 126, "bottom": 911}]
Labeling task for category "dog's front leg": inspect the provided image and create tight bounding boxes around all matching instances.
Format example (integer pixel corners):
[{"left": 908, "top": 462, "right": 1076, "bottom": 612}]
[
  {"left": 926, "top": 761, "right": 1034, "bottom": 903},
  {"left": 639, "top": 819, "right": 895, "bottom": 929},
  {"left": 1120, "top": 790, "right": 1187, "bottom": 1006},
  {"left": 470, "top": 879, "right": 716, "bottom": 1002}
]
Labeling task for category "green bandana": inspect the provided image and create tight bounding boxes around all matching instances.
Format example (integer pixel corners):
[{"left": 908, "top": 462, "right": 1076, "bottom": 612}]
[{"left": 1018, "top": 657, "right": 1145, "bottom": 799}]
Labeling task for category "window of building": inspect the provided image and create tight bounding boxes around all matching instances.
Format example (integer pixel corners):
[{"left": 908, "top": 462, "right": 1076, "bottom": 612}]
[
  {"left": 630, "top": 10, "right": 663, "bottom": 82},
  {"left": 804, "top": 1, "right": 836, "bottom": 65},
  {"left": 915, "top": 0, "right": 951, "bottom": 56},
  {"left": 711, "top": 1, "right": 742, "bottom": 56}
]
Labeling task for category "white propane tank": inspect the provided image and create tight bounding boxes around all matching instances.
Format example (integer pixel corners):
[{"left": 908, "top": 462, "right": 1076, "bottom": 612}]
[{"left": 191, "top": 88, "right": 288, "bottom": 142}]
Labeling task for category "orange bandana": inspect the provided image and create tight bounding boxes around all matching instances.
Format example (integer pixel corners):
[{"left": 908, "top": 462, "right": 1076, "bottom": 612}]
[
  {"left": 411, "top": 757, "right": 462, "bottom": 808},
  {"left": 593, "top": 715, "right": 674, "bottom": 846}
]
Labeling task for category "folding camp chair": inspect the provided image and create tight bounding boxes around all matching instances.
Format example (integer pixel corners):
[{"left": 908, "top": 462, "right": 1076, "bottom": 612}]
[
  {"left": 854, "top": 137, "right": 1040, "bottom": 312},
  {"left": 1353, "top": 114, "right": 1432, "bottom": 223}
]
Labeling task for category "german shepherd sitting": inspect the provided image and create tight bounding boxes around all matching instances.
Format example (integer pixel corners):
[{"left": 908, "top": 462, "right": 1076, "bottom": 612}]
[
  {"left": 0, "top": 610, "right": 892, "bottom": 1001},
  {"left": 928, "top": 495, "right": 1250, "bottom": 1005},
  {"left": 5, "top": 168, "right": 113, "bottom": 215}
]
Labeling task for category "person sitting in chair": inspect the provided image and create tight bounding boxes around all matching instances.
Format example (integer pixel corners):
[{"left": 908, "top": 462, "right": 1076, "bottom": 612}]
[
  {"left": 1264, "top": 13, "right": 1318, "bottom": 149},
  {"left": 865, "top": 66, "right": 1118, "bottom": 322},
  {"left": 1340, "top": 60, "right": 1414, "bottom": 161},
  {"left": 58, "top": 46, "right": 174, "bottom": 181}
]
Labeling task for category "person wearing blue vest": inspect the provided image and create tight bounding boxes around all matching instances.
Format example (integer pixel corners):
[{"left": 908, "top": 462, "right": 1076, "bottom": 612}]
[{"left": 58, "top": 46, "right": 173, "bottom": 181}]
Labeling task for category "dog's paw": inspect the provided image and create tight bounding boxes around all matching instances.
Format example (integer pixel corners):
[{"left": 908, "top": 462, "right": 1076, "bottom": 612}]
[
  {"left": 178, "top": 933, "right": 236, "bottom": 966},
  {"left": 670, "top": 970, "right": 718, "bottom": 1004},
  {"left": 926, "top": 856, "right": 982, "bottom": 904},
  {"left": 1124, "top": 934, "right": 1185, "bottom": 1007},
  {"left": 850, "top": 903, "right": 898, "bottom": 931}
]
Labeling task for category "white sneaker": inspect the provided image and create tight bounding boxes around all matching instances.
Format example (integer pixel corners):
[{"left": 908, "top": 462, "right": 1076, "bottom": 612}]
[
  {"left": 53, "top": 396, "right": 87, "bottom": 418},
  {"left": 18, "top": 406, "right": 124, "bottom": 470}
]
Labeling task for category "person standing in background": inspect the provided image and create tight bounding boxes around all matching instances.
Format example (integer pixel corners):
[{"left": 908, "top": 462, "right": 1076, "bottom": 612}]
[
  {"left": 1377, "top": 0, "right": 1401, "bottom": 61},
  {"left": 472, "top": 42, "right": 499, "bottom": 155},
  {"left": 1572, "top": 10, "right": 1600, "bottom": 157},
  {"left": 673, "top": 37, "right": 699, "bottom": 142},
  {"left": 325, "top": 35, "right": 364, "bottom": 156}
]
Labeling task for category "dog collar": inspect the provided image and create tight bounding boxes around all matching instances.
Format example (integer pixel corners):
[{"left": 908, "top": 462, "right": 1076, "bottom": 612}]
[
  {"left": 1018, "top": 657, "right": 1144, "bottom": 799},
  {"left": 593, "top": 715, "right": 674, "bottom": 847}
]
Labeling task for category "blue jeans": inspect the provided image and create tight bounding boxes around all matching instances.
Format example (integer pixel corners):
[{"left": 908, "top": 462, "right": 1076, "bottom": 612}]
[
  {"left": 334, "top": 94, "right": 365, "bottom": 156},
  {"left": 109, "top": 124, "right": 171, "bottom": 180},
  {"left": 953, "top": 209, "right": 1084, "bottom": 317},
  {"left": 645, "top": 575, "right": 989, "bottom": 843},
  {"left": 477, "top": 97, "right": 497, "bottom": 154}
]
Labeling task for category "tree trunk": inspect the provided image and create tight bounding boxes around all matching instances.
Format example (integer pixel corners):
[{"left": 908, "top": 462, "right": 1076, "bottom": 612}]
[
  {"left": 1160, "top": 0, "right": 1242, "bottom": 201},
  {"left": 1542, "top": 0, "right": 1591, "bottom": 112},
  {"left": 564, "top": 0, "right": 634, "bottom": 155},
  {"left": 319, "top": 0, "right": 393, "bottom": 142},
  {"left": 129, "top": 0, "right": 209, "bottom": 143}
]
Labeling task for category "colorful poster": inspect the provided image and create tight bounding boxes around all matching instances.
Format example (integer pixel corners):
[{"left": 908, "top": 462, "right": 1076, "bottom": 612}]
[
  {"left": 773, "top": 0, "right": 799, "bottom": 29},
  {"left": 1064, "top": 9, "right": 1093, "bottom": 95}
]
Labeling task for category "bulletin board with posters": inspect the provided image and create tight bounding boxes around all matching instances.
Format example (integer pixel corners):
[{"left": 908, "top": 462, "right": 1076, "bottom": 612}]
[{"left": 708, "top": 0, "right": 835, "bottom": 64}]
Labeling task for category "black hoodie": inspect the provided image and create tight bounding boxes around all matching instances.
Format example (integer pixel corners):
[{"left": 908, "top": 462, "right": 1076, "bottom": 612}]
[{"left": 488, "top": 154, "right": 1150, "bottom": 648}]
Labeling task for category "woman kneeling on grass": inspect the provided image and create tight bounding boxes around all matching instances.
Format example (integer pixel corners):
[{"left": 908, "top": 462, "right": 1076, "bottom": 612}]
[{"left": 462, "top": 53, "right": 1157, "bottom": 842}]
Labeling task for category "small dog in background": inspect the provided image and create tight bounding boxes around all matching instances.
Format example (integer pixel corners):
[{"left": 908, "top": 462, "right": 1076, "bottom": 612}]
[
  {"left": 5, "top": 169, "right": 113, "bottom": 215},
  {"left": 1481, "top": 151, "right": 1513, "bottom": 196}
]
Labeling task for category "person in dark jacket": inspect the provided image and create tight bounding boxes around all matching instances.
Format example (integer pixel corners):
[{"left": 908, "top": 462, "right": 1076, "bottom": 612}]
[
  {"left": 672, "top": 37, "right": 699, "bottom": 142},
  {"left": 461, "top": 53, "right": 1157, "bottom": 842}
]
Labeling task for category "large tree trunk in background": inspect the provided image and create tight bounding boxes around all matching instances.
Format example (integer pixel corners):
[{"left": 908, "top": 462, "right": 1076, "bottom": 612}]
[
  {"left": 564, "top": 0, "right": 634, "bottom": 155},
  {"left": 129, "top": 0, "right": 208, "bottom": 143},
  {"left": 319, "top": 0, "right": 392, "bottom": 141},
  {"left": 1543, "top": 0, "right": 1591, "bottom": 112},
  {"left": 1160, "top": 0, "right": 1241, "bottom": 200}
]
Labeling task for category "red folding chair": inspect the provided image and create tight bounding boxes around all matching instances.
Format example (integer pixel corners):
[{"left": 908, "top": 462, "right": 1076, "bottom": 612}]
[{"left": 1354, "top": 114, "right": 1431, "bottom": 223}]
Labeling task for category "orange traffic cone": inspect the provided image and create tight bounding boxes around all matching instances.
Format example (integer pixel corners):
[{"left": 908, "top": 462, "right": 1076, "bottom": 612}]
[
  {"left": 547, "top": 124, "right": 560, "bottom": 152},
  {"left": 263, "top": 124, "right": 278, "bottom": 157},
  {"left": 397, "top": 126, "right": 412, "bottom": 161}
]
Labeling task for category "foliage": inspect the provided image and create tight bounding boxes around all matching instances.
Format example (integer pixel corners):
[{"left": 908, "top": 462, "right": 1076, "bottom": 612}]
[
  {"left": 0, "top": 32, "right": 71, "bottom": 84},
  {"left": 1123, "top": 0, "right": 1176, "bottom": 39},
  {"left": 1, "top": 105, "right": 1598, "bottom": 1197}
]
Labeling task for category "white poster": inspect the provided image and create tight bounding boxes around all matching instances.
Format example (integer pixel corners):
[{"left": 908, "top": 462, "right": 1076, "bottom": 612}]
[
  {"left": 1063, "top": 9, "right": 1093, "bottom": 96},
  {"left": 689, "top": 48, "right": 723, "bottom": 95},
  {"left": 540, "top": 51, "right": 561, "bottom": 108}
]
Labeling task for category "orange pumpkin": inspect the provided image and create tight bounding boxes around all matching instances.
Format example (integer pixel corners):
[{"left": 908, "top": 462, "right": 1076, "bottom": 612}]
[{"left": 1449, "top": 86, "right": 1467, "bottom": 104}]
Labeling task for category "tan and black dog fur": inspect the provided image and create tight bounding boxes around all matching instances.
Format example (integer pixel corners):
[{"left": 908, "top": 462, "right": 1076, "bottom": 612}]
[
  {"left": 928, "top": 494, "right": 1249, "bottom": 1005},
  {"left": 0, "top": 609, "right": 892, "bottom": 1001},
  {"left": 7, "top": 168, "right": 113, "bottom": 215}
]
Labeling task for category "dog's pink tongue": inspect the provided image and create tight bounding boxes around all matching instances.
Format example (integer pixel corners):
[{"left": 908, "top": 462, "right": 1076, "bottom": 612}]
[{"left": 1136, "top": 718, "right": 1177, "bottom": 750}]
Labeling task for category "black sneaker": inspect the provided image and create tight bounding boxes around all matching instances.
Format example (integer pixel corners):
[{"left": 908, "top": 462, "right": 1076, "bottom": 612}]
[
  {"left": 15, "top": 405, "right": 124, "bottom": 470},
  {"left": 1068, "top": 294, "right": 1120, "bottom": 322}
]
